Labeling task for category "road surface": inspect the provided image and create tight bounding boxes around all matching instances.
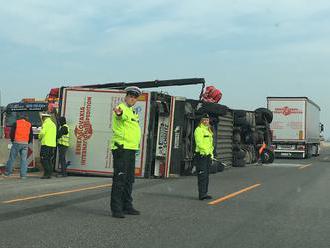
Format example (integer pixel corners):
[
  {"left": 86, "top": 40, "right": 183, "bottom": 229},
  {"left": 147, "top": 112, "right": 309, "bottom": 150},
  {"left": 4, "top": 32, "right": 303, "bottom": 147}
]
[{"left": 0, "top": 147, "right": 329, "bottom": 248}]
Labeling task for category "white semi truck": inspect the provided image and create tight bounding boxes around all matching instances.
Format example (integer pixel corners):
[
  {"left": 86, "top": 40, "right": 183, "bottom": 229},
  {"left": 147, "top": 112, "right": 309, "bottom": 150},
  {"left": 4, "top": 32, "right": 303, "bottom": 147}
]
[{"left": 267, "top": 97, "right": 322, "bottom": 158}]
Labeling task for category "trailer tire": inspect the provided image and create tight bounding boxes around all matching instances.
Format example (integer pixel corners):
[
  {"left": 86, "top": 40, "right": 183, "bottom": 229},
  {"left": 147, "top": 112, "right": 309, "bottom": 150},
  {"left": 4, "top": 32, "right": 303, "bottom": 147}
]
[
  {"left": 233, "top": 143, "right": 241, "bottom": 151},
  {"left": 257, "top": 131, "right": 265, "bottom": 143},
  {"left": 233, "top": 158, "right": 246, "bottom": 167},
  {"left": 196, "top": 102, "right": 228, "bottom": 117},
  {"left": 255, "top": 108, "right": 273, "bottom": 124},
  {"left": 250, "top": 146, "right": 258, "bottom": 163},
  {"left": 233, "top": 149, "right": 246, "bottom": 159},
  {"left": 244, "top": 132, "right": 258, "bottom": 145},
  {"left": 233, "top": 132, "right": 241, "bottom": 144},
  {"left": 235, "top": 117, "right": 250, "bottom": 127},
  {"left": 234, "top": 110, "right": 247, "bottom": 118},
  {"left": 264, "top": 128, "right": 273, "bottom": 145},
  {"left": 242, "top": 148, "right": 252, "bottom": 164}
]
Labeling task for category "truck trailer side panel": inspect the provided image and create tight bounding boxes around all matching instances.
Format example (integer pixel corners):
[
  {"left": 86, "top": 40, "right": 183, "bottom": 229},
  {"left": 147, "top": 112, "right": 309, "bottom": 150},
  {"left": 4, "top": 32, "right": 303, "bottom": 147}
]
[
  {"left": 60, "top": 88, "right": 150, "bottom": 177},
  {"left": 306, "top": 100, "right": 320, "bottom": 143}
]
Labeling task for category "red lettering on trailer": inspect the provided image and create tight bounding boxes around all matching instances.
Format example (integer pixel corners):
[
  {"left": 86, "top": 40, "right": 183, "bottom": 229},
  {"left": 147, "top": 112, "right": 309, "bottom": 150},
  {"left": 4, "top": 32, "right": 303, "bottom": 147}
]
[
  {"left": 274, "top": 106, "right": 303, "bottom": 116},
  {"left": 74, "top": 97, "right": 93, "bottom": 166}
]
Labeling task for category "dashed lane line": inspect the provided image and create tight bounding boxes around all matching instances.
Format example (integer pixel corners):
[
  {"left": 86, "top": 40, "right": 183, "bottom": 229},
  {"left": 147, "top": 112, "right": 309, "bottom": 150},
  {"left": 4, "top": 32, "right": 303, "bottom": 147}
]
[
  {"left": 2, "top": 183, "right": 112, "bottom": 204},
  {"left": 208, "top": 184, "right": 261, "bottom": 206},
  {"left": 298, "top": 163, "right": 313, "bottom": 170}
]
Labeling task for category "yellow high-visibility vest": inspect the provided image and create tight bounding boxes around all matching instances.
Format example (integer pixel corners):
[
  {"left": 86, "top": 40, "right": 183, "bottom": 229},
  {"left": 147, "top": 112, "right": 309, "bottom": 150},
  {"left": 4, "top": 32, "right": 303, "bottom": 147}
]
[
  {"left": 38, "top": 117, "right": 57, "bottom": 147},
  {"left": 111, "top": 103, "right": 141, "bottom": 150},
  {"left": 194, "top": 124, "right": 214, "bottom": 158},
  {"left": 58, "top": 124, "right": 70, "bottom": 147}
]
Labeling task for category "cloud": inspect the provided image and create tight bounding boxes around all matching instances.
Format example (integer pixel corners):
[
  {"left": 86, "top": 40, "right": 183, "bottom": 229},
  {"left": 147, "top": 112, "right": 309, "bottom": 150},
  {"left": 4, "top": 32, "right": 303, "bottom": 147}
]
[{"left": 0, "top": 0, "right": 329, "bottom": 54}]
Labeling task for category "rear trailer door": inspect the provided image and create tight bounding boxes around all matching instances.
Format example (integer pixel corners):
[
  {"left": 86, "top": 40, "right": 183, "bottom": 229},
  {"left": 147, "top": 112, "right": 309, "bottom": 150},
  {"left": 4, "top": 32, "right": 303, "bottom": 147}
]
[
  {"left": 60, "top": 88, "right": 150, "bottom": 177},
  {"left": 268, "top": 99, "right": 306, "bottom": 142}
]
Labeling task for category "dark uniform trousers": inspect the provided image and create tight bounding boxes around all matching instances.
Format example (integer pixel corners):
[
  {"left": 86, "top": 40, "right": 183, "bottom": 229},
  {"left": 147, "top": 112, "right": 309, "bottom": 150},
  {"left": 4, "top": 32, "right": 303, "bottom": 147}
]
[
  {"left": 194, "top": 154, "right": 211, "bottom": 198},
  {"left": 40, "top": 145, "right": 55, "bottom": 177},
  {"left": 111, "top": 149, "right": 136, "bottom": 213},
  {"left": 58, "top": 144, "right": 68, "bottom": 175}
]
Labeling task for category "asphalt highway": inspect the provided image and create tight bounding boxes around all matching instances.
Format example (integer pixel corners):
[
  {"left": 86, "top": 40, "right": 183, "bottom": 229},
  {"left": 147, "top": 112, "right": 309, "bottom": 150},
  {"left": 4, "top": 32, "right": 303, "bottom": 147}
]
[{"left": 0, "top": 147, "right": 329, "bottom": 248}]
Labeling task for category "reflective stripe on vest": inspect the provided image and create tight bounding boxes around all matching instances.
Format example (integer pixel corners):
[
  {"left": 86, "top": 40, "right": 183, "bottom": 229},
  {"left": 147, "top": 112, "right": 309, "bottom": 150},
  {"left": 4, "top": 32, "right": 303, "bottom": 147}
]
[
  {"left": 15, "top": 119, "right": 31, "bottom": 143},
  {"left": 58, "top": 124, "right": 70, "bottom": 147}
]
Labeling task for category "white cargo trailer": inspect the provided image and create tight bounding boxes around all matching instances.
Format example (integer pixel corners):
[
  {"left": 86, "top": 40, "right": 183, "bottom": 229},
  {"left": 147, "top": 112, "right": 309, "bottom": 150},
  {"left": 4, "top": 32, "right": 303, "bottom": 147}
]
[
  {"left": 267, "top": 97, "right": 321, "bottom": 158},
  {"left": 59, "top": 87, "right": 151, "bottom": 177}
]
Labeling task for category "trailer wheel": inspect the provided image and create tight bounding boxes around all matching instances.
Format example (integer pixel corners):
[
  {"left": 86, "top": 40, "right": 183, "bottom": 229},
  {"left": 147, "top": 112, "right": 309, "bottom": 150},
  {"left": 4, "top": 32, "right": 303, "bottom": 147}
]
[
  {"left": 233, "top": 149, "right": 246, "bottom": 159},
  {"left": 249, "top": 146, "right": 258, "bottom": 163},
  {"left": 233, "top": 132, "right": 241, "bottom": 144},
  {"left": 242, "top": 148, "right": 252, "bottom": 164},
  {"left": 315, "top": 145, "right": 320, "bottom": 156},
  {"left": 257, "top": 131, "right": 265, "bottom": 143},
  {"left": 233, "top": 143, "right": 241, "bottom": 151},
  {"left": 244, "top": 132, "right": 258, "bottom": 145},
  {"left": 234, "top": 110, "right": 247, "bottom": 118},
  {"left": 311, "top": 144, "right": 319, "bottom": 157},
  {"left": 233, "top": 158, "right": 246, "bottom": 167},
  {"left": 196, "top": 102, "right": 228, "bottom": 117},
  {"left": 264, "top": 128, "right": 273, "bottom": 145},
  {"left": 305, "top": 145, "right": 313, "bottom": 159},
  {"left": 255, "top": 108, "right": 273, "bottom": 124},
  {"left": 235, "top": 117, "right": 250, "bottom": 127}
]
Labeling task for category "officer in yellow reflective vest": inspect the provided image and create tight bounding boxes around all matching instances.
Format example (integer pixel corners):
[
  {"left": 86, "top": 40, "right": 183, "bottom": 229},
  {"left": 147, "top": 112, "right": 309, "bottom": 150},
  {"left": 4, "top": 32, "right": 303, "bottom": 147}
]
[
  {"left": 57, "top": 117, "right": 70, "bottom": 177},
  {"left": 194, "top": 113, "right": 214, "bottom": 200},
  {"left": 110, "top": 86, "right": 142, "bottom": 218},
  {"left": 39, "top": 113, "right": 57, "bottom": 179}
]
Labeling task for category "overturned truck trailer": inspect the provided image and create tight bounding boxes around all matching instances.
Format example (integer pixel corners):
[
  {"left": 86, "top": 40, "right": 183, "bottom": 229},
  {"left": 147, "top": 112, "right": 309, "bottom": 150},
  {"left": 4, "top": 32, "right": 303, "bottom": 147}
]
[
  {"left": 57, "top": 78, "right": 272, "bottom": 178},
  {"left": 232, "top": 108, "right": 274, "bottom": 167}
]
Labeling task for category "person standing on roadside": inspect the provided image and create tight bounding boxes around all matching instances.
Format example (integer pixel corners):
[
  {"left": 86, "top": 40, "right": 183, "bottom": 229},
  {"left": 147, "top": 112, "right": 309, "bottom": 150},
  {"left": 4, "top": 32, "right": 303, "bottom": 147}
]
[
  {"left": 38, "top": 113, "right": 57, "bottom": 179},
  {"left": 110, "top": 86, "right": 142, "bottom": 218},
  {"left": 57, "top": 116, "right": 70, "bottom": 177},
  {"left": 194, "top": 113, "right": 214, "bottom": 200},
  {"left": 4, "top": 113, "right": 33, "bottom": 179}
]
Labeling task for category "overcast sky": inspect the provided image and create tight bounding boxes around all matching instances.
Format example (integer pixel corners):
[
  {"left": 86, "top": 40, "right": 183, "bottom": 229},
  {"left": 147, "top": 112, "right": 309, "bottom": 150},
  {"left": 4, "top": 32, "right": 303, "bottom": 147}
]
[{"left": 0, "top": 0, "right": 329, "bottom": 137}]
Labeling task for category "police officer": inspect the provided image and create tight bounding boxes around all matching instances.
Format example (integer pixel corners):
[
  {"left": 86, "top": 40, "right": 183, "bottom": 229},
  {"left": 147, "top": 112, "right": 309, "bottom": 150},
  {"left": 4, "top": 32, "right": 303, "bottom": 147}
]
[
  {"left": 57, "top": 117, "right": 69, "bottom": 177},
  {"left": 39, "top": 113, "right": 57, "bottom": 179},
  {"left": 194, "top": 113, "right": 214, "bottom": 200},
  {"left": 110, "top": 86, "right": 142, "bottom": 218}
]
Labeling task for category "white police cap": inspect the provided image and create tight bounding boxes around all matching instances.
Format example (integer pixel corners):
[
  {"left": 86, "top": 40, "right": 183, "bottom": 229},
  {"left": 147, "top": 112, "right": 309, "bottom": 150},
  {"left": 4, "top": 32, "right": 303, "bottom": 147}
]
[
  {"left": 41, "top": 113, "right": 51, "bottom": 117},
  {"left": 125, "top": 86, "right": 142, "bottom": 97}
]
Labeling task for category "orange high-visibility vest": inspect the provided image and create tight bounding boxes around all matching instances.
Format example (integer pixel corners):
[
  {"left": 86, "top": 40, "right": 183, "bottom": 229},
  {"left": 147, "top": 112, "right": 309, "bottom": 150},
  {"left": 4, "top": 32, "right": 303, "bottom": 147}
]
[{"left": 15, "top": 119, "right": 31, "bottom": 143}]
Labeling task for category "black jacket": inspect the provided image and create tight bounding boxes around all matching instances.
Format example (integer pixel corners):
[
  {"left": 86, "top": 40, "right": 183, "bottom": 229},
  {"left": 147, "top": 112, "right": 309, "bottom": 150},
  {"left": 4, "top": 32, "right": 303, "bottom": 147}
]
[{"left": 57, "top": 125, "right": 68, "bottom": 140}]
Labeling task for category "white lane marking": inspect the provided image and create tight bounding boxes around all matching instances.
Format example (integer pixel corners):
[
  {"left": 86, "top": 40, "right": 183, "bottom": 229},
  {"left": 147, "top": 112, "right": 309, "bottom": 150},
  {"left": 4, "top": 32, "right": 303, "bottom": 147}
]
[
  {"left": 298, "top": 163, "right": 313, "bottom": 170},
  {"left": 263, "top": 163, "right": 305, "bottom": 168}
]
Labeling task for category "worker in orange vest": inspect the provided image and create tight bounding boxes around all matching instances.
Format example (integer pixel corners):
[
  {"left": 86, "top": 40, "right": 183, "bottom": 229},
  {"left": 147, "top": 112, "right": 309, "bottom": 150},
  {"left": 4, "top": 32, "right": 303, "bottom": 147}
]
[{"left": 4, "top": 113, "right": 33, "bottom": 179}]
